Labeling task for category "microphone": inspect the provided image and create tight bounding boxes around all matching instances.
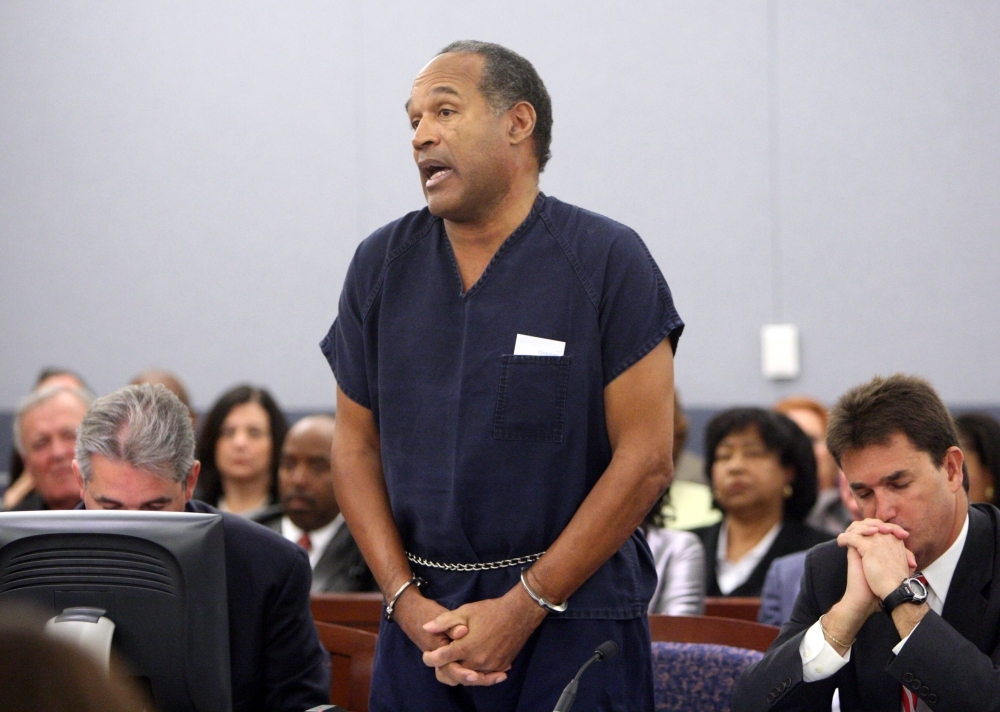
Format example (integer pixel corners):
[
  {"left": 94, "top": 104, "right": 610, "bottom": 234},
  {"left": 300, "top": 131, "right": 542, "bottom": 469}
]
[{"left": 552, "top": 640, "right": 619, "bottom": 712}]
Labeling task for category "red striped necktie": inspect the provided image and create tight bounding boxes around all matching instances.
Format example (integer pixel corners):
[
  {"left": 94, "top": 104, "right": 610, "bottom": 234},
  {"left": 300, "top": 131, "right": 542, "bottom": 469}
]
[
  {"left": 297, "top": 532, "right": 312, "bottom": 552},
  {"left": 900, "top": 574, "right": 929, "bottom": 712}
]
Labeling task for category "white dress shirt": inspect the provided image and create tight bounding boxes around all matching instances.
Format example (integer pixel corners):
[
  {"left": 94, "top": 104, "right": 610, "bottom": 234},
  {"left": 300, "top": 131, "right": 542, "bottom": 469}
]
[
  {"left": 799, "top": 512, "right": 970, "bottom": 711},
  {"left": 716, "top": 520, "right": 782, "bottom": 595},
  {"left": 281, "top": 514, "right": 344, "bottom": 570}
]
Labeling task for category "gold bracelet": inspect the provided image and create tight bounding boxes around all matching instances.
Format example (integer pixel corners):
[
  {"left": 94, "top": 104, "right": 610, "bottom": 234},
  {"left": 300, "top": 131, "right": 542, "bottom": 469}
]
[{"left": 819, "top": 614, "right": 855, "bottom": 648}]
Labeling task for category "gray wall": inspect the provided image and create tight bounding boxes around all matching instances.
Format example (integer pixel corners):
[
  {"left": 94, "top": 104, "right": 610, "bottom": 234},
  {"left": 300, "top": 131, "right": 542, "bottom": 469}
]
[{"left": 2, "top": 1, "right": 999, "bottom": 417}]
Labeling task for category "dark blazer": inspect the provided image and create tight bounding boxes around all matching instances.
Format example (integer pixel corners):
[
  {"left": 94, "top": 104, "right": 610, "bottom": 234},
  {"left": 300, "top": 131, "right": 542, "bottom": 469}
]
[
  {"left": 255, "top": 505, "right": 377, "bottom": 593},
  {"left": 693, "top": 519, "right": 833, "bottom": 597},
  {"left": 758, "top": 551, "right": 809, "bottom": 627},
  {"left": 732, "top": 504, "right": 1000, "bottom": 712},
  {"left": 187, "top": 500, "right": 330, "bottom": 712}
]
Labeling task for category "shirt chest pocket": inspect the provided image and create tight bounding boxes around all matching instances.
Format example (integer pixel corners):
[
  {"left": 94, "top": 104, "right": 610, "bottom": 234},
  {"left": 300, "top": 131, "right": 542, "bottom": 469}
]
[{"left": 492, "top": 355, "right": 571, "bottom": 443}]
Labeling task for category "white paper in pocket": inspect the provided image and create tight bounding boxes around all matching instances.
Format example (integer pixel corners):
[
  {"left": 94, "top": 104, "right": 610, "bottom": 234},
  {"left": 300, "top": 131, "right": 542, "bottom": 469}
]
[{"left": 513, "top": 334, "right": 566, "bottom": 357}]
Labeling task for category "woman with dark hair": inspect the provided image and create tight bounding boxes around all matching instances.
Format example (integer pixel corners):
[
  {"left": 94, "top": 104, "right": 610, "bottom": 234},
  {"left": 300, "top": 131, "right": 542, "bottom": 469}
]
[
  {"left": 955, "top": 412, "right": 1000, "bottom": 506},
  {"left": 196, "top": 384, "right": 288, "bottom": 518},
  {"left": 692, "top": 407, "right": 832, "bottom": 597}
]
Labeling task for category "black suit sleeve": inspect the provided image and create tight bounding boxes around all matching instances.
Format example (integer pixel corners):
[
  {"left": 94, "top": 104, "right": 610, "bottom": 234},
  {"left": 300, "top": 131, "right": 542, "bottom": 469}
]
[
  {"left": 262, "top": 547, "right": 331, "bottom": 712},
  {"left": 886, "top": 611, "right": 1000, "bottom": 711},
  {"left": 731, "top": 545, "right": 838, "bottom": 711}
]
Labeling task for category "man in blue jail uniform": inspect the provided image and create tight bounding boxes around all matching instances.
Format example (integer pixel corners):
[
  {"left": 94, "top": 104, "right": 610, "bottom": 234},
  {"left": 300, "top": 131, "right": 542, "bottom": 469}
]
[{"left": 322, "top": 40, "right": 683, "bottom": 712}]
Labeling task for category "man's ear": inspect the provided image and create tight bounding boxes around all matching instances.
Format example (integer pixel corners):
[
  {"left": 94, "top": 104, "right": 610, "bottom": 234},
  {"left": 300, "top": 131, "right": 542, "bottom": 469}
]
[
  {"left": 507, "top": 100, "right": 537, "bottom": 147},
  {"left": 184, "top": 461, "right": 201, "bottom": 502},
  {"left": 72, "top": 459, "right": 85, "bottom": 500},
  {"left": 943, "top": 446, "right": 965, "bottom": 493}
]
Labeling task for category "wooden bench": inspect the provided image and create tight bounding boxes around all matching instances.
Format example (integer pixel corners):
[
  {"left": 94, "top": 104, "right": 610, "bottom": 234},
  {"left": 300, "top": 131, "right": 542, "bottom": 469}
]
[
  {"left": 648, "top": 614, "right": 779, "bottom": 653},
  {"left": 311, "top": 592, "right": 383, "bottom": 634},
  {"left": 314, "top": 621, "right": 378, "bottom": 712},
  {"left": 704, "top": 596, "right": 761, "bottom": 622}
]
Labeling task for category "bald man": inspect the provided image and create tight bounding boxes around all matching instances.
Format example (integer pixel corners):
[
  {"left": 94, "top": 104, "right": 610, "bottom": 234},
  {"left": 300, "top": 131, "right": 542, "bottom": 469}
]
[{"left": 255, "top": 416, "right": 375, "bottom": 593}]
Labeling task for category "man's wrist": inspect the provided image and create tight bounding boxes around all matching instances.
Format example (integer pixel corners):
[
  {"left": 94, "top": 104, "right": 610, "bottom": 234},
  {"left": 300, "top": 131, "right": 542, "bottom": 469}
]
[
  {"left": 825, "top": 601, "right": 868, "bottom": 648},
  {"left": 510, "top": 573, "right": 551, "bottom": 624},
  {"left": 890, "top": 601, "right": 929, "bottom": 639}
]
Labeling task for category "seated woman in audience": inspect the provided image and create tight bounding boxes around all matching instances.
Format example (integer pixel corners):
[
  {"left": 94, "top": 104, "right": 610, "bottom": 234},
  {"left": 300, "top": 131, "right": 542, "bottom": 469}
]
[
  {"left": 955, "top": 412, "right": 1000, "bottom": 506},
  {"left": 641, "top": 391, "right": 707, "bottom": 614},
  {"left": 196, "top": 384, "right": 288, "bottom": 518},
  {"left": 693, "top": 408, "right": 832, "bottom": 598},
  {"left": 642, "top": 490, "right": 706, "bottom": 615}
]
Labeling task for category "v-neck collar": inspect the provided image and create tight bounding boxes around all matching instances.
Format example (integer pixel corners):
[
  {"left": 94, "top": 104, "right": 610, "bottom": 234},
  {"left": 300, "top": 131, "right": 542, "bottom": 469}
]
[{"left": 442, "top": 193, "right": 546, "bottom": 299}]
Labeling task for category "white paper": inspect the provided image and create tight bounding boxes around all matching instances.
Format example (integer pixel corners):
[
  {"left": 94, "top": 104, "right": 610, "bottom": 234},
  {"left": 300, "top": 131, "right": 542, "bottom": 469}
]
[{"left": 513, "top": 334, "right": 566, "bottom": 357}]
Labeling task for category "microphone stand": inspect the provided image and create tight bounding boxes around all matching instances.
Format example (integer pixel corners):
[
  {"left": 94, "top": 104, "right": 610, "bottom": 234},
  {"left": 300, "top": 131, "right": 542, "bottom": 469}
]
[{"left": 552, "top": 641, "right": 618, "bottom": 712}]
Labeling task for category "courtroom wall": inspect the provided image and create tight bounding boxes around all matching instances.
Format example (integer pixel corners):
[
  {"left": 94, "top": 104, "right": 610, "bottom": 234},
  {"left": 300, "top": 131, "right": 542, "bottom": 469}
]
[{"left": 2, "top": 1, "right": 998, "bottom": 417}]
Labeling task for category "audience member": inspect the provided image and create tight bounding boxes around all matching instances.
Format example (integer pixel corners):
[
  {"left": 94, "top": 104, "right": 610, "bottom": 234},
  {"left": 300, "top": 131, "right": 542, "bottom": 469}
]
[
  {"left": 733, "top": 374, "right": 1000, "bottom": 712},
  {"left": 641, "top": 391, "right": 707, "bottom": 614},
  {"left": 759, "top": 472, "right": 863, "bottom": 626},
  {"left": 255, "top": 415, "right": 376, "bottom": 592},
  {"left": 6, "top": 386, "right": 93, "bottom": 511},
  {"left": 73, "top": 384, "right": 329, "bottom": 712},
  {"left": 693, "top": 408, "right": 832, "bottom": 597},
  {"left": 196, "top": 384, "right": 288, "bottom": 517},
  {"left": 129, "top": 368, "right": 196, "bottom": 428},
  {"left": 0, "top": 606, "right": 143, "bottom": 712},
  {"left": 642, "top": 493, "right": 706, "bottom": 615},
  {"left": 4, "top": 368, "right": 91, "bottom": 506},
  {"left": 775, "top": 395, "right": 851, "bottom": 535},
  {"left": 955, "top": 412, "right": 1000, "bottom": 506}
]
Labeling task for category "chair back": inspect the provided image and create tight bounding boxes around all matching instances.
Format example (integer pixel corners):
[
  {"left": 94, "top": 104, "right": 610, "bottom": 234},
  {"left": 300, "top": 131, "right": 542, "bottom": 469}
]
[
  {"left": 311, "top": 593, "right": 384, "bottom": 633},
  {"left": 648, "top": 614, "right": 779, "bottom": 652},
  {"left": 314, "top": 621, "right": 378, "bottom": 712},
  {"left": 652, "top": 642, "right": 762, "bottom": 712},
  {"left": 704, "top": 596, "right": 761, "bottom": 622}
]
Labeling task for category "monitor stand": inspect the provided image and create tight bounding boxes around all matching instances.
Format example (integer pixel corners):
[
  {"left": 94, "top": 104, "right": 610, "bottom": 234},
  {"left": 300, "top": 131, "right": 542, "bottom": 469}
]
[{"left": 44, "top": 606, "right": 116, "bottom": 672}]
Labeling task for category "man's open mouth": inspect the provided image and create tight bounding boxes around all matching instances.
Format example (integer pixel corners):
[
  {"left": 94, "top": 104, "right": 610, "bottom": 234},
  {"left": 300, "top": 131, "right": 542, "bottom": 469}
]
[{"left": 420, "top": 160, "right": 453, "bottom": 188}]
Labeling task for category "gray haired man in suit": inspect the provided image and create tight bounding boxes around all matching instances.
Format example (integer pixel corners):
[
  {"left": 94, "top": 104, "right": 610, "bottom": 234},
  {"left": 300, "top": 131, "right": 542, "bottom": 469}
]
[{"left": 256, "top": 415, "right": 375, "bottom": 593}]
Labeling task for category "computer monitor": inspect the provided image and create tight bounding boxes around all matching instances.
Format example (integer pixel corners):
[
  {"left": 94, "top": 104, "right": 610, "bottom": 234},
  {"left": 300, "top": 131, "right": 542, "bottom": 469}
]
[{"left": 0, "top": 510, "right": 232, "bottom": 712}]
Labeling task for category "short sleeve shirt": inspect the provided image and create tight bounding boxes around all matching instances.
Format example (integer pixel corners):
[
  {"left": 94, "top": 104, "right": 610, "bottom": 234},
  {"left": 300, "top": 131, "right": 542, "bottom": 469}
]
[{"left": 321, "top": 194, "right": 683, "bottom": 618}]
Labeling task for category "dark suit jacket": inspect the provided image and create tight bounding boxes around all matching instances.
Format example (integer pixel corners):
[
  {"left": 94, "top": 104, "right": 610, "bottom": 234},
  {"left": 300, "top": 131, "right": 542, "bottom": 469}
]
[
  {"left": 186, "top": 501, "right": 330, "bottom": 712},
  {"left": 732, "top": 504, "right": 1000, "bottom": 712},
  {"left": 254, "top": 505, "right": 376, "bottom": 593},
  {"left": 692, "top": 519, "right": 833, "bottom": 597},
  {"left": 758, "top": 551, "right": 809, "bottom": 627},
  {"left": 9, "top": 490, "right": 49, "bottom": 511}
]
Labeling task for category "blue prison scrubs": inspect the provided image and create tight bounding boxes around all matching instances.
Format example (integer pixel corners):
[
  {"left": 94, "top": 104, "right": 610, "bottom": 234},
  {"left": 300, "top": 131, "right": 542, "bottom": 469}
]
[{"left": 321, "top": 194, "right": 683, "bottom": 711}]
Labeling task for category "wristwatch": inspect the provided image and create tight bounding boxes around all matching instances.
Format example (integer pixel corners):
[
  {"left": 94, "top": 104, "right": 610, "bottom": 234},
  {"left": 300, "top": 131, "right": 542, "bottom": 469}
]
[{"left": 880, "top": 576, "right": 929, "bottom": 614}]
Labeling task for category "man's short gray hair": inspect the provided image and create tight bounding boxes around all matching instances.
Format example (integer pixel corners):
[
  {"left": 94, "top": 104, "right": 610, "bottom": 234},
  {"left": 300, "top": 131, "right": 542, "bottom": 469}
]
[
  {"left": 75, "top": 384, "right": 195, "bottom": 484},
  {"left": 439, "top": 40, "right": 553, "bottom": 172},
  {"left": 13, "top": 385, "right": 94, "bottom": 456}
]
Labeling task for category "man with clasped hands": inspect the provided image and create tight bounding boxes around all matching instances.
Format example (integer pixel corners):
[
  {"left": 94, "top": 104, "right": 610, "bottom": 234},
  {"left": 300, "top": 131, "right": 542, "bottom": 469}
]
[{"left": 733, "top": 374, "right": 1000, "bottom": 711}]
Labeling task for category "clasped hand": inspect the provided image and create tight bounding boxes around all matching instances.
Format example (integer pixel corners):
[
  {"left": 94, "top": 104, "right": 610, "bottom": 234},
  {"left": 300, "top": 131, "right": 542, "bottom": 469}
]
[
  {"left": 837, "top": 518, "right": 917, "bottom": 617},
  {"left": 393, "top": 583, "right": 547, "bottom": 687}
]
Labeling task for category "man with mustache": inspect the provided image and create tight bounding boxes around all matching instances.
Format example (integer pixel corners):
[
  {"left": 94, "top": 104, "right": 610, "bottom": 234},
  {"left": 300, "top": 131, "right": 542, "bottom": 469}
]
[
  {"left": 256, "top": 415, "right": 375, "bottom": 592},
  {"left": 322, "top": 40, "right": 683, "bottom": 711}
]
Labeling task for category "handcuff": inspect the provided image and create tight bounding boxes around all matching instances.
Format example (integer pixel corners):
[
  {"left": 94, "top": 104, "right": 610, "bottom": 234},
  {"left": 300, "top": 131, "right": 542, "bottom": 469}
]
[{"left": 385, "top": 576, "right": 427, "bottom": 621}]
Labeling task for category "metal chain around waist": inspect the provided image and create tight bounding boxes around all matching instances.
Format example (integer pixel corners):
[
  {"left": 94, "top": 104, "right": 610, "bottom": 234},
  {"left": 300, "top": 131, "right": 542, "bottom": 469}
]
[{"left": 406, "top": 551, "right": 544, "bottom": 572}]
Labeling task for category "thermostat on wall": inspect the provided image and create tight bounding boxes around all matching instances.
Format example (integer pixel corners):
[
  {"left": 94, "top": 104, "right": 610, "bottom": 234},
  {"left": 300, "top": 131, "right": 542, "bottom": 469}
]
[{"left": 761, "top": 324, "right": 800, "bottom": 380}]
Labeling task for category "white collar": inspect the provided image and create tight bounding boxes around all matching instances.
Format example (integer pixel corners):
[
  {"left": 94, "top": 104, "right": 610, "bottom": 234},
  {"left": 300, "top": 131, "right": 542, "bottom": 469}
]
[
  {"left": 715, "top": 519, "right": 783, "bottom": 595},
  {"left": 281, "top": 513, "right": 344, "bottom": 569},
  {"left": 919, "top": 508, "right": 969, "bottom": 608}
]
